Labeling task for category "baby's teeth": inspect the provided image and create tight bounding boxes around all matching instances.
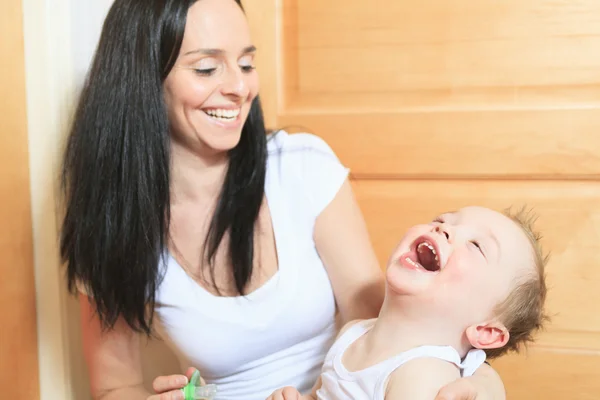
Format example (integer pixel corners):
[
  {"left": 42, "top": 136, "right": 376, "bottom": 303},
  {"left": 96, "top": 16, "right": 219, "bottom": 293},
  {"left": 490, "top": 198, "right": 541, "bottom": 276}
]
[{"left": 418, "top": 242, "right": 436, "bottom": 255}]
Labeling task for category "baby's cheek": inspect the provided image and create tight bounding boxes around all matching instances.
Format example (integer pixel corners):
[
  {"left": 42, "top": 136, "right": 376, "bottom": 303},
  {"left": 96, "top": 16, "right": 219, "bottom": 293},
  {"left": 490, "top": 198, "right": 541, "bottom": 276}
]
[
  {"left": 442, "top": 252, "right": 474, "bottom": 283},
  {"left": 440, "top": 254, "right": 490, "bottom": 304}
]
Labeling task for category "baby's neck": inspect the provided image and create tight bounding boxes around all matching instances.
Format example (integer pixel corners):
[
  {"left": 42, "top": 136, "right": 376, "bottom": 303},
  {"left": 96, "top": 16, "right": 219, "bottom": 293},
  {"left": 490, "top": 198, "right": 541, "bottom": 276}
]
[{"left": 366, "top": 297, "right": 470, "bottom": 359}]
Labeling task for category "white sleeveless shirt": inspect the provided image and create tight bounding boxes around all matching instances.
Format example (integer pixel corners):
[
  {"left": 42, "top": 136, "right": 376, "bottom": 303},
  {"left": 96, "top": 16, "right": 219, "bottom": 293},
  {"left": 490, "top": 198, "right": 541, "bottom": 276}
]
[
  {"left": 317, "top": 319, "right": 487, "bottom": 400},
  {"left": 152, "top": 131, "right": 350, "bottom": 400}
]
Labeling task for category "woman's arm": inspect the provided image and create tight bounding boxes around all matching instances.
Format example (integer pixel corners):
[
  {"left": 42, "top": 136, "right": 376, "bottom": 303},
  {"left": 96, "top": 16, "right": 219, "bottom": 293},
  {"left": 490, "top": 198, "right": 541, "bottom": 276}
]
[
  {"left": 435, "top": 363, "right": 506, "bottom": 400},
  {"left": 79, "top": 294, "right": 190, "bottom": 400},
  {"left": 79, "top": 293, "right": 148, "bottom": 399},
  {"left": 313, "top": 179, "right": 386, "bottom": 325}
]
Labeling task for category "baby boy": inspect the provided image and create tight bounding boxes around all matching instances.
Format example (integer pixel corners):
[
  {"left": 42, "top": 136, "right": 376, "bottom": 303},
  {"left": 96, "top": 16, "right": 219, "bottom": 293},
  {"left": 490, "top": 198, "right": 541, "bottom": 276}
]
[{"left": 268, "top": 205, "right": 548, "bottom": 400}]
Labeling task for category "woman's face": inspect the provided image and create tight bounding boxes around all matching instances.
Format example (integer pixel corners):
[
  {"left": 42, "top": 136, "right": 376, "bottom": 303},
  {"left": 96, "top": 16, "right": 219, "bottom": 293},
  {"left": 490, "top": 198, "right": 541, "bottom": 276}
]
[{"left": 164, "top": 0, "right": 259, "bottom": 157}]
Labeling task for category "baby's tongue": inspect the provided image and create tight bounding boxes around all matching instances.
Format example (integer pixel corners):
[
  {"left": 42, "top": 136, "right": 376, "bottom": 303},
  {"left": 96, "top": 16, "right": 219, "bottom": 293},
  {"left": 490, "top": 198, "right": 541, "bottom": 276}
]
[{"left": 417, "top": 246, "right": 438, "bottom": 272}]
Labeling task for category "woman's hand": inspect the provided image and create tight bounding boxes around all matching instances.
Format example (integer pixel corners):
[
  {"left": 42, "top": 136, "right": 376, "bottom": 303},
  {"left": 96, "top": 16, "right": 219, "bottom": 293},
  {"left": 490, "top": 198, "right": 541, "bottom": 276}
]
[
  {"left": 435, "top": 364, "right": 506, "bottom": 400},
  {"left": 148, "top": 367, "right": 199, "bottom": 400},
  {"left": 266, "top": 386, "right": 315, "bottom": 400}
]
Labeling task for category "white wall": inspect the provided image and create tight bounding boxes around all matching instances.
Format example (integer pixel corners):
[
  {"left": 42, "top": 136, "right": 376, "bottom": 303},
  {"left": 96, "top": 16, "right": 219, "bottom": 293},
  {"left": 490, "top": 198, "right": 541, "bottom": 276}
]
[
  {"left": 22, "top": 1, "right": 179, "bottom": 398},
  {"left": 70, "top": 0, "right": 114, "bottom": 90}
]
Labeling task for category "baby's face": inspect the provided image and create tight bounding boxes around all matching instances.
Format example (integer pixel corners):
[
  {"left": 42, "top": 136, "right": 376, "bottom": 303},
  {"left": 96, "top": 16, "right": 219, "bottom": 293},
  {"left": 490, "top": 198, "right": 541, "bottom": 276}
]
[{"left": 386, "top": 206, "right": 533, "bottom": 327}]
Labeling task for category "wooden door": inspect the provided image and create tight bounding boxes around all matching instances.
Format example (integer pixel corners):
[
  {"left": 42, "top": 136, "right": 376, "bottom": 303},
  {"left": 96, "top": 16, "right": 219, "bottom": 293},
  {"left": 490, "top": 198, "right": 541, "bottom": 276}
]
[
  {"left": 0, "top": 0, "right": 40, "bottom": 397},
  {"left": 247, "top": 0, "right": 600, "bottom": 398}
]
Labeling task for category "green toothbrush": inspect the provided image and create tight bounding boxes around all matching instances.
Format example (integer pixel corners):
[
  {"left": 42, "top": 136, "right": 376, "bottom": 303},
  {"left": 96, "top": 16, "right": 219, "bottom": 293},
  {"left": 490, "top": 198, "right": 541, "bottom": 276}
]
[{"left": 182, "top": 369, "right": 217, "bottom": 400}]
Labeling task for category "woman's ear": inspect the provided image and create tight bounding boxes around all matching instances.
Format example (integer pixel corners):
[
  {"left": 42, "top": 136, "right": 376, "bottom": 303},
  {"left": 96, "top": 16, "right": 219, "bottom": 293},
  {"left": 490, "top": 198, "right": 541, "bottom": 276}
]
[{"left": 465, "top": 320, "right": 509, "bottom": 350}]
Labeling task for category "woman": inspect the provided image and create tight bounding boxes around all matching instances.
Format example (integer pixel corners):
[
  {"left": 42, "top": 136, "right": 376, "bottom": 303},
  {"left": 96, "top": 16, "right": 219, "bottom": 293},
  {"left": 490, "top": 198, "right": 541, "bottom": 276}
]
[{"left": 60, "top": 0, "right": 506, "bottom": 399}]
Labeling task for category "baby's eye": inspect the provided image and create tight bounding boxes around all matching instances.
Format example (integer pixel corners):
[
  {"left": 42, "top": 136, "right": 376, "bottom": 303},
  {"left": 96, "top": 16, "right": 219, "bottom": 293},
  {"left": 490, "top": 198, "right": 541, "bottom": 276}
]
[
  {"left": 470, "top": 241, "right": 484, "bottom": 255},
  {"left": 433, "top": 217, "right": 444, "bottom": 223}
]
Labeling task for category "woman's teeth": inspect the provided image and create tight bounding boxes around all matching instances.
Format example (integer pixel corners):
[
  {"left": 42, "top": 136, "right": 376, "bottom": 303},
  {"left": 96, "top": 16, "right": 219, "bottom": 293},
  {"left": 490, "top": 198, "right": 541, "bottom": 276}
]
[{"left": 204, "top": 108, "right": 240, "bottom": 121}]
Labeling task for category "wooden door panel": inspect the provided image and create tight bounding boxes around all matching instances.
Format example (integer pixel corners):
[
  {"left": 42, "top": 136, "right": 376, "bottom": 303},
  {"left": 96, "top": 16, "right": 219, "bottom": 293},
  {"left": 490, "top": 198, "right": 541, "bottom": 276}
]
[
  {"left": 270, "top": 0, "right": 600, "bottom": 178},
  {"left": 288, "top": 0, "right": 600, "bottom": 102},
  {"left": 491, "top": 348, "right": 600, "bottom": 400},
  {"left": 279, "top": 109, "right": 600, "bottom": 177},
  {"left": 274, "top": 0, "right": 600, "bottom": 178}
]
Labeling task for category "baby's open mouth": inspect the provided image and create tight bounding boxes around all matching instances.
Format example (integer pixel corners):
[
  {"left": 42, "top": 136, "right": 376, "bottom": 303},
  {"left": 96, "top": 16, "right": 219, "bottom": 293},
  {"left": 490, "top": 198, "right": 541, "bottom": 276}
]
[{"left": 415, "top": 240, "right": 440, "bottom": 272}]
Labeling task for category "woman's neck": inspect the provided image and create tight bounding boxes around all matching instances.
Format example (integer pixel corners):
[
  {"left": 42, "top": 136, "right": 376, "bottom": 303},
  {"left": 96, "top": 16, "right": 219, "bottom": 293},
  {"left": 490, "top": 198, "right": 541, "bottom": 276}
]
[{"left": 170, "top": 141, "right": 229, "bottom": 204}]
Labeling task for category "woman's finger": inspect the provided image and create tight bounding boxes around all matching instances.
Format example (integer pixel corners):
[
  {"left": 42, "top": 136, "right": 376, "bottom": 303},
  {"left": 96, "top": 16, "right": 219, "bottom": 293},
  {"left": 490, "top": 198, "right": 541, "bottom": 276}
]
[
  {"left": 152, "top": 374, "right": 188, "bottom": 394},
  {"left": 282, "top": 387, "right": 301, "bottom": 400},
  {"left": 184, "top": 367, "right": 207, "bottom": 387},
  {"left": 185, "top": 367, "right": 197, "bottom": 380},
  {"left": 267, "top": 390, "right": 283, "bottom": 400},
  {"left": 147, "top": 388, "right": 185, "bottom": 400}
]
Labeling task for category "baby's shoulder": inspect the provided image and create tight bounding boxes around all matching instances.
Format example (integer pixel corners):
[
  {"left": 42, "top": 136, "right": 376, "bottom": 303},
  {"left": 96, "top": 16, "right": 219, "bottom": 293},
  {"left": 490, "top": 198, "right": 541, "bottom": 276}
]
[{"left": 385, "top": 357, "right": 460, "bottom": 399}]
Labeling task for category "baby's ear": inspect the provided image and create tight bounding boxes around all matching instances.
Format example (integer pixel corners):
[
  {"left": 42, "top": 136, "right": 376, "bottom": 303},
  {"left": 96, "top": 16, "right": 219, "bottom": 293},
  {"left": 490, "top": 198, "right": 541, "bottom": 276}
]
[{"left": 465, "top": 320, "right": 509, "bottom": 350}]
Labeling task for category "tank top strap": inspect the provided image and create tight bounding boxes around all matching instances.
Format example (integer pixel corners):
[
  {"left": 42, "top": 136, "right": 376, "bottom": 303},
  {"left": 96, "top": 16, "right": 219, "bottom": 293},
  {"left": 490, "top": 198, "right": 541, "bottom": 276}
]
[
  {"left": 460, "top": 348, "right": 487, "bottom": 377},
  {"left": 325, "top": 319, "right": 375, "bottom": 364}
]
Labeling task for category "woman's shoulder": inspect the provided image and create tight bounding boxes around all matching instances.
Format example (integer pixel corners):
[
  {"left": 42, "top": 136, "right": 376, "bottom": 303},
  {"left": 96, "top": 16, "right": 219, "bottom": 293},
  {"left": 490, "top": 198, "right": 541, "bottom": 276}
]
[
  {"left": 266, "top": 129, "right": 341, "bottom": 164},
  {"left": 265, "top": 129, "right": 349, "bottom": 219}
]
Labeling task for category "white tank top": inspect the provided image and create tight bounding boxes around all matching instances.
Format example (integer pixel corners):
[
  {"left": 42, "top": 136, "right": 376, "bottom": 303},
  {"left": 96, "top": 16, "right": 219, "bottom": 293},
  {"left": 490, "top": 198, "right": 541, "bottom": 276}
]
[
  {"left": 151, "top": 131, "right": 350, "bottom": 400},
  {"left": 317, "top": 319, "right": 487, "bottom": 400}
]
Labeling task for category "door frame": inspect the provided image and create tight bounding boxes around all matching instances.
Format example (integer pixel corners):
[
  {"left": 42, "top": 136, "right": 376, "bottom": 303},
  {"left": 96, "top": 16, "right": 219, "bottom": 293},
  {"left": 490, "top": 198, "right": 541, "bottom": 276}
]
[{"left": 22, "top": 0, "right": 76, "bottom": 398}]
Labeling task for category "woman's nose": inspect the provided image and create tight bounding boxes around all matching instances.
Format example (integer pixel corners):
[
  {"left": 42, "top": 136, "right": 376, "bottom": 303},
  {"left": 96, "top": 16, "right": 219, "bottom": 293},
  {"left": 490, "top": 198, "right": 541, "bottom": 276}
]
[{"left": 220, "top": 67, "right": 249, "bottom": 99}]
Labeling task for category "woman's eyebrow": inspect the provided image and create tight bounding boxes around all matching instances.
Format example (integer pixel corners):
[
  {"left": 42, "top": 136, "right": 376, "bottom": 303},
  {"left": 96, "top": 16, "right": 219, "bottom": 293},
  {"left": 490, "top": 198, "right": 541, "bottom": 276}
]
[{"left": 183, "top": 45, "right": 257, "bottom": 57}]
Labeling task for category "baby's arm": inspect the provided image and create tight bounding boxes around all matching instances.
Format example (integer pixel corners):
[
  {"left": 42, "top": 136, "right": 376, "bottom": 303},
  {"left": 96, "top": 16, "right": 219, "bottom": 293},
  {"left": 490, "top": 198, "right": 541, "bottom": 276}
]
[{"left": 385, "top": 358, "right": 461, "bottom": 399}]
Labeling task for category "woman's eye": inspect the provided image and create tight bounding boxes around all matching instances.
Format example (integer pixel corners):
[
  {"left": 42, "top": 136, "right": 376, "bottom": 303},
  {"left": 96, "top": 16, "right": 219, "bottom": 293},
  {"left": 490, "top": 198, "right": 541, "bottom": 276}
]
[
  {"left": 191, "top": 57, "right": 220, "bottom": 76},
  {"left": 194, "top": 68, "right": 217, "bottom": 76},
  {"left": 240, "top": 65, "right": 256, "bottom": 72}
]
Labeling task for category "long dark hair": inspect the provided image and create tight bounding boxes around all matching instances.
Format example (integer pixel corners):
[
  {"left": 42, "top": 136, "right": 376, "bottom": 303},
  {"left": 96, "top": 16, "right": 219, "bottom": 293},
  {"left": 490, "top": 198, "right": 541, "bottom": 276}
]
[{"left": 60, "top": 0, "right": 267, "bottom": 335}]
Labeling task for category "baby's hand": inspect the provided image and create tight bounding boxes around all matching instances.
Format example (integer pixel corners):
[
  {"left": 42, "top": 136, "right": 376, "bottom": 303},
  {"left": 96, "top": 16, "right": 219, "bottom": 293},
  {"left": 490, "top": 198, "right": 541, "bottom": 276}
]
[{"left": 266, "top": 386, "right": 303, "bottom": 400}]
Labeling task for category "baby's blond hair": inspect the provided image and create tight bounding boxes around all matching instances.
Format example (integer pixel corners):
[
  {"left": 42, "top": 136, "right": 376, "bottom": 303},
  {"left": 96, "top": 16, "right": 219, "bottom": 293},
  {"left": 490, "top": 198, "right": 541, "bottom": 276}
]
[{"left": 485, "top": 206, "right": 550, "bottom": 359}]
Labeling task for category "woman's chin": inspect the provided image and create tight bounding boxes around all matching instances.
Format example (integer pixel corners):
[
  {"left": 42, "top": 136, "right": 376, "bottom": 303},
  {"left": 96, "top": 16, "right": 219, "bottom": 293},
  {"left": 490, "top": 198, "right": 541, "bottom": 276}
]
[
  {"left": 206, "top": 135, "right": 243, "bottom": 153},
  {"left": 189, "top": 130, "right": 243, "bottom": 157}
]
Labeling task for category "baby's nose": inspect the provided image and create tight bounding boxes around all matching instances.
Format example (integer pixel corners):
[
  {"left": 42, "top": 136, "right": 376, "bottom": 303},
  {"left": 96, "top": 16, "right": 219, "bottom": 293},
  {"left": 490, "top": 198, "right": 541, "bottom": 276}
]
[{"left": 434, "top": 224, "right": 450, "bottom": 241}]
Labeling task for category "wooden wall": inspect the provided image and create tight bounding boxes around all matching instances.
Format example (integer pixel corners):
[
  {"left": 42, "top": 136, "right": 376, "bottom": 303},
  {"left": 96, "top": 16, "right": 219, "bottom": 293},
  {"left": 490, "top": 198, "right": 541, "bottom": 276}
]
[{"left": 0, "top": 0, "right": 40, "bottom": 397}]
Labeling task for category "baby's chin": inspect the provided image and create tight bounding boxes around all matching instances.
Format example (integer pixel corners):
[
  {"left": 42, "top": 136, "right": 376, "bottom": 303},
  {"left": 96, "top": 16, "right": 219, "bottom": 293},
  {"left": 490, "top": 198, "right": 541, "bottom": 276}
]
[
  {"left": 385, "top": 271, "right": 478, "bottom": 318},
  {"left": 385, "top": 256, "right": 440, "bottom": 292},
  {"left": 384, "top": 273, "right": 443, "bottom": 309}
]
